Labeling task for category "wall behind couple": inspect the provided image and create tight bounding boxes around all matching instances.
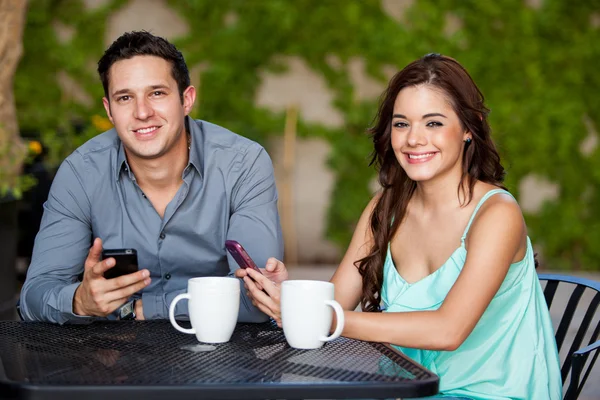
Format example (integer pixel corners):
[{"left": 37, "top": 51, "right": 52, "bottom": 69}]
[{"left": 15, "top": 0, "right": 600, "bottom": 270}]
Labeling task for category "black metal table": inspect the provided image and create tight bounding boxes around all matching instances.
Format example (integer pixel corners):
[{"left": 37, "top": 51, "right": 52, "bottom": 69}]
[{"left": 0, "top": 320, "right": 439, "bottom": 399}]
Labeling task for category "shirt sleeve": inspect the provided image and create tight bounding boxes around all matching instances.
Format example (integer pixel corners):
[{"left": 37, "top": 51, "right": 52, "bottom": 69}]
[
  {"left": 227, "top": 144, "right": 284, "bottom": 323},
  {"left": 141, "top": 289, "right": 186, "bottom": 320},
  {"left": 19, "top": 155, "right": 96, "bottom": 324}
]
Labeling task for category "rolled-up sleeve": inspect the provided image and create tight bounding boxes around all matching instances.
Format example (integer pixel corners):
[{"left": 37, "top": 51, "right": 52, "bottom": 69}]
[
  {"left": 227, "top": 144, "right": 284, "bottom": 323},
  {"left": 19, "top": 155, "right": 95, "bottom": 324}
]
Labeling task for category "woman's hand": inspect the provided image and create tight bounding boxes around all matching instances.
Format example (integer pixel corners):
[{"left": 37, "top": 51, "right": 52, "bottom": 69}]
[{"left": 235, "top": 258, "right": 287, "bottom": 326}]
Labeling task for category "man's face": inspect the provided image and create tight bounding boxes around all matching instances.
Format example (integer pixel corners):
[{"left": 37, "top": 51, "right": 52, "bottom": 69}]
[{"left": 102, "top": 55, "right": 195, "bottom": 161}]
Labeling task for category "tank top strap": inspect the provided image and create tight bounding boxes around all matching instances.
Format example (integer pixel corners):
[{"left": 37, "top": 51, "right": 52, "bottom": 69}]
[{"left": 460, "top": 189, "right": 514, "bottom": 243}]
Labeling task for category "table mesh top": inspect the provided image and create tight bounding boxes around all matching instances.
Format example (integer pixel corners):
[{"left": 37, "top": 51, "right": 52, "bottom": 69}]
[{"left": 0, "top": 320, "right": 436, "bottom": 387}]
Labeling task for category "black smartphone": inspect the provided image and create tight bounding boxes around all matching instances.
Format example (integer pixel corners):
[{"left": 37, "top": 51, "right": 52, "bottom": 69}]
[{"left": 102, "top": 248, "right": 139, "bottom": 279}]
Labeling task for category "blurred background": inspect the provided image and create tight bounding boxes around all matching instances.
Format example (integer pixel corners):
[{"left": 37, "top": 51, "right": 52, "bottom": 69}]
[
  {"left": 1, "top": 1, "right": 599, "bottom": 397},
  {"left": 2, "top": 0, "right": 600, "bottom": 300}
]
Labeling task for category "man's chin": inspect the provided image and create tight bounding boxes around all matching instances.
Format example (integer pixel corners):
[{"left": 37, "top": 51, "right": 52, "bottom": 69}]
[{"left": 124, "top": 145, "right": 164, "bottom": 161}]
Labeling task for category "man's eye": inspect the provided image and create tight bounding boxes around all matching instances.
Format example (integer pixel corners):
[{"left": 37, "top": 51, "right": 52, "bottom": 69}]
[
  {"left": 117, "top": 95, "right": 130, "bottom": 102},
  {"left": 152, "top": 91, "right": 165, "bottom": 96},
  {"left": 427, "top": 121, "right": 443, "bottom": 127}
]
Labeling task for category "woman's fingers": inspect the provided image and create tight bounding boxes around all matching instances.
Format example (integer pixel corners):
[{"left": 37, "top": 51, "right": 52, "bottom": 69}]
[
  {"left": 252, "top": 298, "right": 281, "bottom": 326},
  {"left": 243, "top": 276, "right": 281, "bottom": 320},
  {"left": 243, "top": 267, "right": 283, "bottom": 324},
  {"left": 246, "top": 268, "right": 278, "bottom": 297},
  {"left": 263, "top": 258, "right": 289, "bottom": 283}
]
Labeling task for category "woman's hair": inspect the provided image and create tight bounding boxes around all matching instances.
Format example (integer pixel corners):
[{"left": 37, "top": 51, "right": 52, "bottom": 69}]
[{"left": 358, "top": 53, "right": 506, "bottom": 312}]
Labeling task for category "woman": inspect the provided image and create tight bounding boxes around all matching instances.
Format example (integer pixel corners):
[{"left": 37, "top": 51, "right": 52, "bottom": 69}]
[{"left": 237, "top": 54, "right": 561, "bottom": 399}]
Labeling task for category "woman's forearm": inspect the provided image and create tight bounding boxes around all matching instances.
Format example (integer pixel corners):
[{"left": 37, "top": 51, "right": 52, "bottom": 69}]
[{"left": 342, "top": 310, "right": 462, "bottom": 351}]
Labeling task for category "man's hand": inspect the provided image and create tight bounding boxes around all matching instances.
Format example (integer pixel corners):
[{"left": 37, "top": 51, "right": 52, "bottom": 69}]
[{"left": 73, "top": 238, "right": 151, "bottom": 317}]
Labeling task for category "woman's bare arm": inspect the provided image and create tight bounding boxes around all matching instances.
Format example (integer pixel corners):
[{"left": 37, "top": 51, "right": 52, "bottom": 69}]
[{"left": 341, "top": 194, "right": 526, "bottom": 351}]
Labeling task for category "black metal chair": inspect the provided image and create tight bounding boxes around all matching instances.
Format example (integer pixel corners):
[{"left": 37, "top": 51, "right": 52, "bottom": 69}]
[{"left": 538, "top": 273, "right": 600, "bottom": 400}]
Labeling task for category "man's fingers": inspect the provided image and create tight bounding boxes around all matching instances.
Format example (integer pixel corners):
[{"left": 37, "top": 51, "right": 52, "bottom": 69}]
[
  {"left": 91, "top": 258, "right": 116, "bottom": 277},
  {"left": 86, "top": 238, "right": 103, "bottom": 268},
  {"left": 105, "top": 278, "right": 151, "bottom": 304},
  {"left": 106, "top": 269, "right": 150, "bottom": 291}
]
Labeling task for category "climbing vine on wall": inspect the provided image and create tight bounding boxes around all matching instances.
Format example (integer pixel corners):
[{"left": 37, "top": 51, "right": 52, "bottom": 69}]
[{"left": 15, "top": 0, "right": 600, "bottom": 269}]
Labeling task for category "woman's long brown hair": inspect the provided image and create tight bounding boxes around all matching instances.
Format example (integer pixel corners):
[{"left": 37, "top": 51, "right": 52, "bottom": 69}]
[{"left": 357, "top": 54, "right": 507, "bottom": 313}]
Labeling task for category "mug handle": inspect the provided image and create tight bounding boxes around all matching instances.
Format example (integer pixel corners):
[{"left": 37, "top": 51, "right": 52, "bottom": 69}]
[
  {"left": 169, "top": 293, "right": 195, "bottom": 334},
  {"left": 319, "top": 299, "right": 345, "bottom": 342}
]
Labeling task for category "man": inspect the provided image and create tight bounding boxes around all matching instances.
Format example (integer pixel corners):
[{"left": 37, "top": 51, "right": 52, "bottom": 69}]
[{"left": 20, "top": 31, "right": 285, "bottom": 324}]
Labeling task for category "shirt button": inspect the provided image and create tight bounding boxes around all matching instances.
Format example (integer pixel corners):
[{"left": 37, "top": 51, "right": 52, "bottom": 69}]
[
  {"left": 165, "top": 273, "right": 171, "bottom": 280},
  {"left": 159, "top": 232, "right": 166, "bottom": 240}
]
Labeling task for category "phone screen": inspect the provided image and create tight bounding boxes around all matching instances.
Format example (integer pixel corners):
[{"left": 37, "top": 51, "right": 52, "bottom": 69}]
[
  {"left": 102, "top": 249, "right": 139, "bottom": 279},
  {"left": 225, "top": 240, "right": 263, "bottom": 275}
]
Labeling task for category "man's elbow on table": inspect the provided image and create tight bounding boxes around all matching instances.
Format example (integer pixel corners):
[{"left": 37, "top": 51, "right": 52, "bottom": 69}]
[
  {"left": 20, "top": 279, "right": 91, "bottom": 325},
  {"left": 19, "top": 279, "right": 42, "bottom": 322}
]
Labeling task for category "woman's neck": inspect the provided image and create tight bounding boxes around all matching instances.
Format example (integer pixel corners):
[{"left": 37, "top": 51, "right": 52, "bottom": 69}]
[{"left": 412, "top": 171, "right": 468, "bottom": 214}]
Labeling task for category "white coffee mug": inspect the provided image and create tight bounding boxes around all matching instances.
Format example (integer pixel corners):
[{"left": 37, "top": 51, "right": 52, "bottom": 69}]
[
  {"left": 281, "top": 280, "right": 345, "bottom": 349},
  {"left": 169, "top": 277, "right": 240, "bottom": 343}
]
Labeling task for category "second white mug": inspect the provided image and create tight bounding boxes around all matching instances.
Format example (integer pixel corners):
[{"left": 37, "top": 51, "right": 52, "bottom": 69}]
[
  {"left": 169, "top": 277, "right": 240, "bottom": 343},
  {"left": 281, "top": 280, "right": 345, "bottom": 349}
]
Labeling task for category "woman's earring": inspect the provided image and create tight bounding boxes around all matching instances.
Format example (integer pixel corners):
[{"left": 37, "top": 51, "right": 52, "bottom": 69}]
[{"left": 464, "top": 138, "right": 472, "bottom": 144}]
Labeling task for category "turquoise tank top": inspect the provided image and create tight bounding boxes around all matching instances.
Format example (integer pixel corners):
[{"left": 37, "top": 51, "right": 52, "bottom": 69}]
[{"left": 381, "top": 189, "right": 562, "bottom": 399}]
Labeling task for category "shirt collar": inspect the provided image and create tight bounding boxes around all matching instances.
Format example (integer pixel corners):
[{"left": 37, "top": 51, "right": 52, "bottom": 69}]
[
  {"left": 115, "top": 134, "right": 129, "bottom": 181},
  {"left": 113, "top": 116, "right": 204, "bottom": 182},
  {"left": 186, "top": 116, "right": 204, "bottom": 179}
]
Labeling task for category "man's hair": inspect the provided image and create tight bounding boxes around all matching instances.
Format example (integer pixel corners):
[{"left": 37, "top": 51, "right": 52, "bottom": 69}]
[{"left": 97, "top": 31, "right": 190, "bottom": 101}]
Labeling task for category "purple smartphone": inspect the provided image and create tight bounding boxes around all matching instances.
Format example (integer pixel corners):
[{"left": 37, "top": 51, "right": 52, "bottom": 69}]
[{"left": 225, "top": 240, "right": 263, "bottom": 275}]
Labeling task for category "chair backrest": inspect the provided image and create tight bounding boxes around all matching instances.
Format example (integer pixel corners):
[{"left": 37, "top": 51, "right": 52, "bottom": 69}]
[{"left": 538, "top": 273, "right": 600, "bottom": 400}]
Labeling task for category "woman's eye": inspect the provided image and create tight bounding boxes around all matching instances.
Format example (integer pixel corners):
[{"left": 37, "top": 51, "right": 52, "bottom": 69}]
[
  {"left": 393, "top": 121, "right": 409, "bottom": 128},
  {"left": 426, "top": 121, "right": 443, "bottom": 127}
]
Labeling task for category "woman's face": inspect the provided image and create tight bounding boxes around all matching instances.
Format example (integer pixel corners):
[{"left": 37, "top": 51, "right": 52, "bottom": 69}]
[{"left": 390, "top": 85, "right": 471, "bottom": 184}]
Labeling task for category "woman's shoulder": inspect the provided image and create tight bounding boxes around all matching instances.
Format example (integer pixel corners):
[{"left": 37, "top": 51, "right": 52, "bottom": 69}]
[
  {"left": 469, "top": 183, "right": 525, "bottom": 233},
  {"left": 465, "top": 183, "right": 529, "bottom": 265}
]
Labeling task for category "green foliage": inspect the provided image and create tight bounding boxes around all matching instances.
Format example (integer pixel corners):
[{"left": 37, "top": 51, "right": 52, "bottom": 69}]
[
  {"left": 15, "top": 0, "right": 600, "bottom": 269},
  {"left": 15, "top": 0, "right": 124, "bottom": 166}
]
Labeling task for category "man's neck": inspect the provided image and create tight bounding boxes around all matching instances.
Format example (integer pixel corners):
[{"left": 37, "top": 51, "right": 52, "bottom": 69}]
[{"left": 126, "top": 134, "right": 189, "bottom": 191}]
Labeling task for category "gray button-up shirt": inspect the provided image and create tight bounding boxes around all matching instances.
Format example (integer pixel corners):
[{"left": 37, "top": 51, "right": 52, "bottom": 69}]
[{"left": 20, "top": 117, "right": 283, "bottom": 324}]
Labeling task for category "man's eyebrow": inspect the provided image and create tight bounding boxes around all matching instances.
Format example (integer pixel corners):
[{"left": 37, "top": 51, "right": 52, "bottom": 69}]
[
  {"left": 111, "top": 88, "right": 131, "bottom": 97},
  {"left": 392, "top": 113, "right": 447, "bottom": 119},
  {"left": 111, "top": 85, "right": 170, "bottom": 97},
  {"left": 148, "top": 84, "right": 170, "bottom": 91}
]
